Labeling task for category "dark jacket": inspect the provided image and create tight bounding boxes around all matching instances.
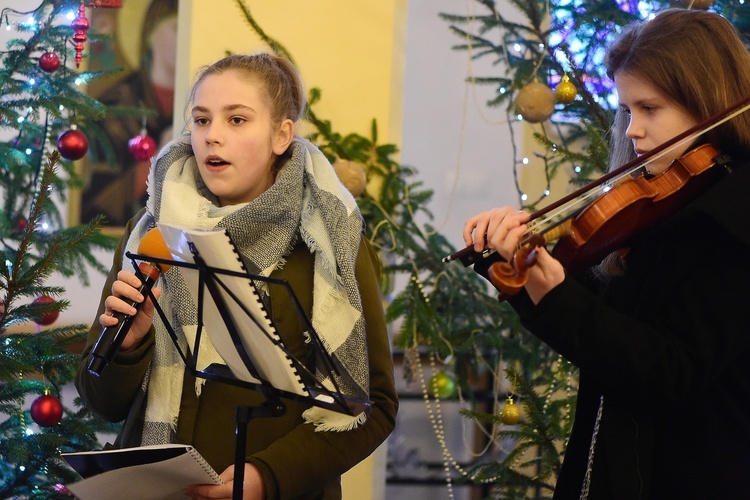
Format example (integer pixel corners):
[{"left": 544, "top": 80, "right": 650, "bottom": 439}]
[
  {"left": 75, "top": 210, "right": 398, "bottom": 499},
  {"left": 510, "top": 159, "right": 750, "bottom": 499}
]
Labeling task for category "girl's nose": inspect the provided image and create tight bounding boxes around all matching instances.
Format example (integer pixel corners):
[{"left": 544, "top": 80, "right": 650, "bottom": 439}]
[
  {"left": 625, "top": 116, "right": 643, "bottom": 139},
  {"left": 205, "top": 124, "right": 222, "bottom": 144}
]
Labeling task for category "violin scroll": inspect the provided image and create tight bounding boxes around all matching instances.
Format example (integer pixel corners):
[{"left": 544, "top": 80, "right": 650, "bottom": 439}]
[{"left": 487, "top": 233, "right": 546, "bottom": 298}]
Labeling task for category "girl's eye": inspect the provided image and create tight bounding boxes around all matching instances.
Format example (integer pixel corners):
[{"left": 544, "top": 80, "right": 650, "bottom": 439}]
[
  {"left": 193, "top": 117, "right": 208, "bottom": 126},
  {"left": 620, "top": 106, "right": 631, "bottom": 116},
  {"left": 230, "top": 116, "right": 246, "bottom": 125}
]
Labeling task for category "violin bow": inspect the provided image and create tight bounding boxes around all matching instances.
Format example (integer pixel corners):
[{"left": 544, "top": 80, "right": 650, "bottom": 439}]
[{"left": 444, "top": 93, "right": 750, "bottom": 265}]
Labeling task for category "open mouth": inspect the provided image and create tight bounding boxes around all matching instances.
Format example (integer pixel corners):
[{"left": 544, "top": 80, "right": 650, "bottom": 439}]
[{"left": 206, "top": 156, "right": 229, "bottom": 167}]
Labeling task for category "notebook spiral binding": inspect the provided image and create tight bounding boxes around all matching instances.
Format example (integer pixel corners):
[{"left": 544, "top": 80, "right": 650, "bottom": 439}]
[
  {"left": 188, "top": 446, "right": 222, "bottom": 484},
  {"left": 224, "top": 230, "right": 305, "bottom": 390}
]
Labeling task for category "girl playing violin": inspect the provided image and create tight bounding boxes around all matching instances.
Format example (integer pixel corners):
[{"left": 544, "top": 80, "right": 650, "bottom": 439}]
[{"left": 464, "top": 9, "right": 750, "bottom": 499}]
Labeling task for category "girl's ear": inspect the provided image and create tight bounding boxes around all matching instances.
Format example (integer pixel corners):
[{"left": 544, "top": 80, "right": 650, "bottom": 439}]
[{"left": 273, "top": 119, "right": 295, "bottom": 155}]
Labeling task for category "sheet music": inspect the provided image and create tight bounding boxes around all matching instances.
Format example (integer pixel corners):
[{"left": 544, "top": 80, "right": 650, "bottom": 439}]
[{"left": 157, "top": 222, "right": 307, "bottom": 397}]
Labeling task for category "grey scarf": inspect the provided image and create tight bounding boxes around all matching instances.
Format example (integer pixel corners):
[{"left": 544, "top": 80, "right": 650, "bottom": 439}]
[{"left": 123, "top": 135, "right": 369, "bottom": 445}]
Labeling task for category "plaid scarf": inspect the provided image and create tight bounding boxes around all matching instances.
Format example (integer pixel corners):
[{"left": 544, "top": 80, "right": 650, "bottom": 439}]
[{"left": 123, "top": 135, "right": 369, "bottom": 445}]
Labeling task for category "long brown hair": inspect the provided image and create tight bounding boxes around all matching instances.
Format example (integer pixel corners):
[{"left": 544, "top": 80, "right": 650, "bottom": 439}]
[{"left": 597, "top": 9, "right": 750, "bottom": 277}]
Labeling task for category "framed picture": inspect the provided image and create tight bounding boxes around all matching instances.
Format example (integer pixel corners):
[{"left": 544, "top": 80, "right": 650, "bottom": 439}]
[{"left": 72, "top": 0, "right": 178, "bottom": 230}]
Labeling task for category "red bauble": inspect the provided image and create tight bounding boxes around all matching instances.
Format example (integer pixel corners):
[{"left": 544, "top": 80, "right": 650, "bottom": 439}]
[
  {"left": 30, "top": 394, "right": 63, "bottom": 427},
  {"left": 39, "top": 51, "right": 61, "bottom": 73},
  {"left": 15, "top": 216, "right": 28, "bottom": 233},
  {"left": 57, "top": 129, "right": 89, "bottom": 161},
  {"left": 33, "top": 295, "right": 59, "bottom": 326},
  {"left": 128, "top": 133, "right": 157, "bottom": 161}
]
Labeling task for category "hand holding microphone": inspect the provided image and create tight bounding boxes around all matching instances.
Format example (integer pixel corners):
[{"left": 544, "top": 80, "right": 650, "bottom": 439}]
[{"left": 88, "top": 227, "right": 173, "bottom": 377}]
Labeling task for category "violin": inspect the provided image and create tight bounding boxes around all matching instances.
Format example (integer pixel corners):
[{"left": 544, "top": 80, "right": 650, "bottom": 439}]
[{"left": 444, "top": 94, "right": 750, "bottom": 298}]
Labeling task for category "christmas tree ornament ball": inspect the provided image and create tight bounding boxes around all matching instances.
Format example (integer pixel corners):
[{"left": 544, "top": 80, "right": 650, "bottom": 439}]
[
  {"left": 333, "top": 159, "right": 367, "bottom": 197},
  {"left": 428, "top": 371, "right": 457, "bottom": 399},
  {"left": 554, "top": 75, "right": 577, "bottom": 104},
  {"left": 500, "top": 398, "right": 521, "bottom": 425},
  {"left": 39, "top": 51, "right": 61, "bottom": 73},
  {"left": 128, "top": 133, "right": 158, "bottom": 161},
  {"left": 515, "top": 81, "right": 556, "bottom": 123},
  {"left": 33, "top": 295, "right": 59, "bottom": 326},
  {"left": 14, "top": 216, "right": 28, "bottom": 233},
  {"left": 57, "top": 129, "right": 89, "bottom": 161},
  {"left": 30, "top": 394, "right": 63, "bottom": 427}
]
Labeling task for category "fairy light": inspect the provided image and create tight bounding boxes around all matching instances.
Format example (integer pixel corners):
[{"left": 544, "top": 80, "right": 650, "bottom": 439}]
[
  {"left": 25, "top": 148, "right": 32, "bottom": 155},
  {"left": 21, "top": 16, "right": 36, "bottom": 30},
  {"left": 521, "top": 157, "right": 529, "bottom": 165}
]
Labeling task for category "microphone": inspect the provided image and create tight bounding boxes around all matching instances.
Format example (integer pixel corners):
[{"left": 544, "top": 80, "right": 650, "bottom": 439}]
[{"left": 88, "top": 227, "right": 173, "bottom": 377}]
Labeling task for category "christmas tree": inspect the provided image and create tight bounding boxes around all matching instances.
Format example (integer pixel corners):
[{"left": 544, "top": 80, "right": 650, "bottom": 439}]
[
  {"left": 0, "top": 1, "right": 123, "bottom": 497},
  {"left": 235, "top": 1, "right": 575, "bottom": 497},
  {"left": 240, "top": 0, "right": 750, "bottom": 497}
]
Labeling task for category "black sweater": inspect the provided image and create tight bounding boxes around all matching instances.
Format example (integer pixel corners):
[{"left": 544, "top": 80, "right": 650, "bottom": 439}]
[{"left": 510, "top": 158, "right": 750, "bottom": 499}]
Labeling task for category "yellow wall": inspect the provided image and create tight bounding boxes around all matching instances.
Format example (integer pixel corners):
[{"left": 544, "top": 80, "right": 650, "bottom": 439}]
[
  {"left": 174, "top": 1, "right": 408, "bottom": 498},
  {"left": 175, "top": 0, "right": 407, "bottom": 146}
]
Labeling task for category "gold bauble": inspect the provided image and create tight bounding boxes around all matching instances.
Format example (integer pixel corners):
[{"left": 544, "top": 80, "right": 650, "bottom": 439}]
[
  {"left": 333, "top": 159, "right": 367, "bottom": 197},
  {"left": 554, "top": 75, "right": 577, "bottom": 104},
  {"left": 515, "top": 80, "right": 556, "bottom": 123},
  {"left": 500, "top": 398, "right": 521, "bottom": 425}
]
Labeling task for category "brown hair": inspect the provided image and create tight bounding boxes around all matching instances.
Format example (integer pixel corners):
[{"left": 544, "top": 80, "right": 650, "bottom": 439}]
[
  {"left": 606, "top": 9, "right": 750, "bottom": 169},
  {"left": 187, "top": 53, "right": 306, "bottom": 128},
  {"left": 597, "top": 9, "right": 750, "bottom": 277}
]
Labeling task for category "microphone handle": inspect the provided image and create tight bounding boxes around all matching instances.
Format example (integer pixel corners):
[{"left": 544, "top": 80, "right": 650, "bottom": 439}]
[{"left": 87, "top": 263, "right": 160, "bottom": 377}]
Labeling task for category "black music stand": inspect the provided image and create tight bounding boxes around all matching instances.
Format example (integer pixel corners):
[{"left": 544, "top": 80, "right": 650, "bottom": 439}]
[{"left": 124, "top": 225, "right": 370, "bottom": 500}]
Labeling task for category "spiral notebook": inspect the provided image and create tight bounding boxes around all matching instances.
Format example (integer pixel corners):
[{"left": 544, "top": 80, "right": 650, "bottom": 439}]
[
  {"left": 62, "top": 444, "right": 221, "bottom": 499},
  {"left": 156, "top": 222, "right": 308, "bottom": 397}
]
